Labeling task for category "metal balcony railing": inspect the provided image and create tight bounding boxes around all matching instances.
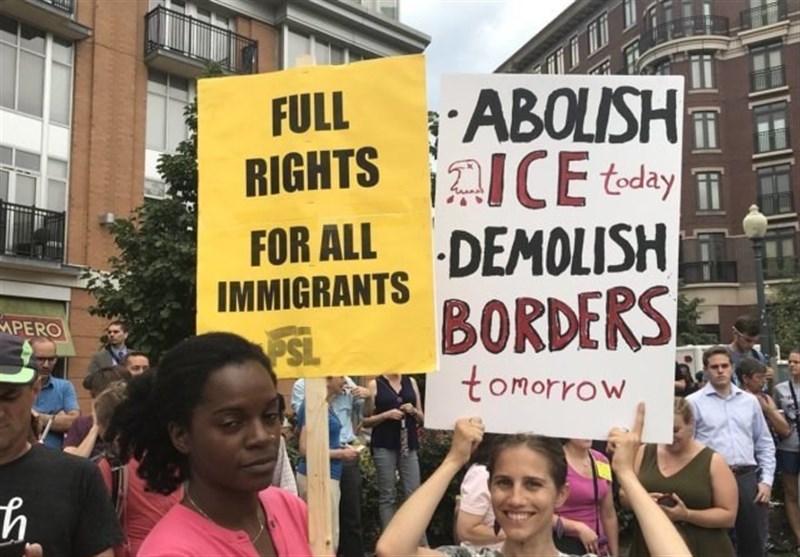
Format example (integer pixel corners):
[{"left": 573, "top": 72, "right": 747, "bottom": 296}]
[
  {"left": 640, "top": 15, "right": 729, "bottom": 53},
  {"left": 751, "top": 66, "right": 786, "bottom": 92},
  {"left": 758, "top": 191, "right": 795, "bottom": 216},
  {"left": 38, "top": 0, "right": 73, "bottom": 14},
  {"left": 741, "top": 0, "right": 787, "bottom": 30},
  {"left": 754, "top": 128, "right": 790, "bottom": 153},
  {"left": 145, "top": 6, "right": 258, "bottom": 74},
  {"left": 763, "top": 256, "right": 799, "bottom": 280},
  {"left": 679, "top": 261, "right": 738, "bottom": 284},
  {"left": 0, "top": 201, "right": 66, "bottom": 262}
]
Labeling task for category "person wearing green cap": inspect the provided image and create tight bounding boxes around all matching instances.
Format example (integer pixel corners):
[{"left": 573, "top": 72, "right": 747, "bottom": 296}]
[{"left": 0, "top": 333, "right": 123, "bottom": 557}]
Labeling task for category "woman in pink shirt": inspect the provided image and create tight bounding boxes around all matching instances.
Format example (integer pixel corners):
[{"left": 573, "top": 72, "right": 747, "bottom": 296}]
[
  {"left": 553, "top": 439, "right": 618, "bottom": 556},
  {"left": 108, "top": 332, "right": 312, "bottom": 557}
]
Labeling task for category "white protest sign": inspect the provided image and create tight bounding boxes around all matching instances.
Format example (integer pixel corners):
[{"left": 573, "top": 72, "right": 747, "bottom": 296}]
[{"left": 427, "top": 74, "right": 684, "bottom": 443}]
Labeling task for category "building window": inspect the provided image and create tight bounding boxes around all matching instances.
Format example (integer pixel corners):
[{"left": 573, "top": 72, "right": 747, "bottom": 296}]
[
  {"left": 545, "top": 49, "right": 564, "bottom": 74},
  {"left": 569, "top": 36, "right": 579, "bottom": 67},
  {"left": 146, "top": 70, "right": 191, "bottom": 152},
  {"left": 623, "top": 0, "right": 637, "bottom": 27},
  {"left": 145, "top": 178, "right": 168, "bottom": 200},
  {"left": 696, "top": 172, "right": 721, "bottom": 211},
  {"left": 623, "top": 41, "right": 639, "bottom": 74},
  {"left": 46, "top": 158, "right": 67, "bottom": 212},
  {"left": 690, "top": 53, "right": 715, "bottom": 89},
  {"left": 646, "top": 6, "right": 657, "bottom": 29},
  {"left": 757, "top": 164, "right": 793, "bottom": 215},
  {"left": 0, "top": 145, "right": 40, "bottom": 207},
  {"left": 697, "top": 232, "right": 726, "bottom": 281},
  {"left": 531, "top": 64, "right": 541, "bottom": 74},
  {"left": 0, "top": 17, "right": 73, "bottom": 123},
  {"left": 589, "top": 60, "right": 611, "bottom": 75},
  {"left": 693, "top": 111, "right": 718, "bottom": 149},
  {"left": 681, "top": 0, "right": 693, "bottom": 18},
  {"left": 285, "top": 29, "right": 361, "bottom": 68},
  {"left": 587, "top": 13, "right": 608, "bottom": 54},
  {"left": 750, "top": 42, "right": 784, "bottom": 92},
  {"left": 753, "top": 101, "right": 788, "bottom": 153},
  {"left": 764, "top": 227, "right": 798, "bottom": 279},
  {"left": 654, "top": 59, "right": 671, "bottom": 75}
]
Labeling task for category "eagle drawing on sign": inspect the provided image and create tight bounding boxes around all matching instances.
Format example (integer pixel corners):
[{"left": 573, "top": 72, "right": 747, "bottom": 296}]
[{"left": 446, "top": 158, "right": 483, "bottom": 206}]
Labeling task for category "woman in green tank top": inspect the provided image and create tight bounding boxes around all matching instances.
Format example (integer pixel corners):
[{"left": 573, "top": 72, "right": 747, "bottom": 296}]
[{"left": 624, "top": 397, "right": 737, "bottom": 556}]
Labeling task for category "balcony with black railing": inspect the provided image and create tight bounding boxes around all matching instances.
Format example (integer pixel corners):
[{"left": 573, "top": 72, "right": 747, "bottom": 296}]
[
  {"left": 35, "top": 0, "right": 72, "bottom": 13},
  {"left": 0, "top": 201, "right": 66, "bottom": 263},
  {"left": 754, "top": 128, "right": 790, "bottom": 154},
  {"left": 640, "top": 16, "right": 729, "bottom": 53},
  {"left": 679, "top": 261, "right": 738, "bottom": 284},
  {"left": 741, "top": 0, "right": 787, "bottom": 31},
  {"left": 758, "top": 191, "right": 795, "bottom": 216},
  {"left": 764, "top": 256, "right": 799, "bottom": 280},
  {"left": 0, "top": 0, "right": 91, "bottom": 39},
  {"left": 751, "top": 66, "right": 786, "bottom": 92},
  {"left": 145, "top": 6, "right": 258, "bottom": 77}
]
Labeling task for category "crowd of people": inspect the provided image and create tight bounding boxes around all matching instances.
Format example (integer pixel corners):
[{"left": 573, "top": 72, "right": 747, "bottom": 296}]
[{"left": 0, "top": 312, "right": 798, "bottom": 557}]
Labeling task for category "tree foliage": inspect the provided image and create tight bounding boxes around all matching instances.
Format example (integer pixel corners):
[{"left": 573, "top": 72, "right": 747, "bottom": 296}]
[
  {"left": 428, "top": 110, "right": 439, "bottom": 205},
  {"left": 83, "top": 71, "right": 210, "bottom": 360},
  {"left": 770, "top": 279, "right": 800, "bottom": 352},
  {"left": 676, "top": 293, "right": 715, "bottom": 345}
]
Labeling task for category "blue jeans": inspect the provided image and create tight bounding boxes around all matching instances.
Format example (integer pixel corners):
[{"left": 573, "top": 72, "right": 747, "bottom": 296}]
[{"left": 372, "top": 447, "right": 427, "bottom": 546}]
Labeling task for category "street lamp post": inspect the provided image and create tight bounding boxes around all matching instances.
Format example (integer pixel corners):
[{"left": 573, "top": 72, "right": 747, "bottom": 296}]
[{"left": 742, "top": 204, "right": 772, "bottom": 360}]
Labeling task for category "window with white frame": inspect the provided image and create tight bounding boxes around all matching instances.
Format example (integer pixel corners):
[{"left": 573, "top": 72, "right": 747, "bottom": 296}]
[
  {"left": 587, "top": 13, "right": 608, "bottom": 54},
  {"left": 569, "top": 36, "right": 579, "bottom": 67},
  {"left": 654, "top": 59, "right": 671, "bottom": 75},
  {"left": 589, "top": 60, "right": 611, "bottom": 75},
  {"left": 286, "top": 29, "right": 358, "bottom": 68},
  {"left": 690, "top": 53, "right": 715, "bottom": 89},
  {"left": 0, "top": 145, "right": 40, "bottom": 207},
  {"left": 144, "top": 178, "right": 168, "bottom": 200},
  {"left": 531, "top": 64, "right": 541, "bottom": 74},
  {"left": 624, "top": 0, "right": 637, "bottom": 27},
  {"left": 623, "top": 41, "right": 639, "bottom": 74},
  {"left": 0, "top": 17, "right": 74, "bottom": 124},
  {"left": 545, "top": 49, "right": 564, "bottom": 74},
  {"left": 146, "top": 70, "right": 191, "bottom": 152},
  {"left": 693, "top": 111, "right": 718, "bottom": 149},
  {"left": 695, "top": 171, "right": 721, "bottom": 211}
]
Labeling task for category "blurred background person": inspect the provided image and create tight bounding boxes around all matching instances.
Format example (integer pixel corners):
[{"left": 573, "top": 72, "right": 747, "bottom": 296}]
[{"left": 624, "top": 397, "right": 736, "bottom": 556}]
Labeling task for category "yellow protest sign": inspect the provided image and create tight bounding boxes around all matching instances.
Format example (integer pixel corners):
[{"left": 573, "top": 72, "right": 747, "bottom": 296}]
[{"left": 196, "top": 55, "right": 436, "bottom": 378}]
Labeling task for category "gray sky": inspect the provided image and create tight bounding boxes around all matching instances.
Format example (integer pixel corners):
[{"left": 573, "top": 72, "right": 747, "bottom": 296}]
[{"left": 400, "top": 0, "right": 574, "bottom": 110}]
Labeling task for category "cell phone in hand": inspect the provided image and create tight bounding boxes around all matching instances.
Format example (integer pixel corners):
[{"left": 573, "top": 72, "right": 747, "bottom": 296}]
[
  {"left": 0, "top": 539, "right": 26, "bottom": 557},
  {"left": 657, "top": 494, "right": 677, "bottom": 508}
]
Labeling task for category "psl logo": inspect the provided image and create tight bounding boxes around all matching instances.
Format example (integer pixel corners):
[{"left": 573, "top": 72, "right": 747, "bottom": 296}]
[{"left": 266, "top": 326, "right": 321, "bottom": 367}]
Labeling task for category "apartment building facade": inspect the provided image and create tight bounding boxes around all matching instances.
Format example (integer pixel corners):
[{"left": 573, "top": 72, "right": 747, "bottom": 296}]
[
  {"left": 498, "top": 0, "right": 800, "bottom": 343},
  {"left": 0, "top": 0, "right": 428, "bottom": 403}
]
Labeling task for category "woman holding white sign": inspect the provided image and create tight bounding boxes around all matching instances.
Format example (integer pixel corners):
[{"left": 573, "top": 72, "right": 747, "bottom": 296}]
[{"left": 375, "top": 404, "right": 692, "bottom": 557}]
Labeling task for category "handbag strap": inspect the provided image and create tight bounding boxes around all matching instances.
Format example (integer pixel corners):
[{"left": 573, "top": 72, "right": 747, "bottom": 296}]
[
  {"left": 789, "top": 381, "right": 800, "bottom": 434},
  {"left": 588, "top": 451, "right": 601, "bottom": 536}
]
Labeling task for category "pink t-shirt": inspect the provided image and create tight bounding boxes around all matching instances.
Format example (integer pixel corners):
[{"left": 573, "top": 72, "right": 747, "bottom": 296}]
[
  {"left": 99, "top": 458, "right": 182, "bottom": 556},
  {"left": 559, "top": 449, "right": 611, "bottom": 537},
  {"left": 138, "top": 487, "right": 311, "bottom": 557},
  {"left": 459, "top": 464, "right": 503, "bottom": 551}
]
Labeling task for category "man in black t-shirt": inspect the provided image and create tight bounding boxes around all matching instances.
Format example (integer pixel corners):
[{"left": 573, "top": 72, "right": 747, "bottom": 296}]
[{"left": 0, "top": 333, "right": 123, "bottom": 557}]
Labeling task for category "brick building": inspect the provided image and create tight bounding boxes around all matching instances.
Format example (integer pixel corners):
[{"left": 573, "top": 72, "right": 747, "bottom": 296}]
[
  {"left": 497, "top": 0, "right": 800, "bottom": 344},
  {"left": 0, "top": 0, "right": 428, "bottom": 407}
]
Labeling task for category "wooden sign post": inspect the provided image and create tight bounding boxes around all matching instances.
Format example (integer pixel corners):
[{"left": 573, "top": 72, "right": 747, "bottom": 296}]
[{"left": 306, "top": 377, "right": 333, "bottom": 556}]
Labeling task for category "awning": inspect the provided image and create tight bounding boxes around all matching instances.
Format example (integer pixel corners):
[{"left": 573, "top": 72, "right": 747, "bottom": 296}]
[{"left": 0, "top": 297, "right": 76, "bottom": 356}]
